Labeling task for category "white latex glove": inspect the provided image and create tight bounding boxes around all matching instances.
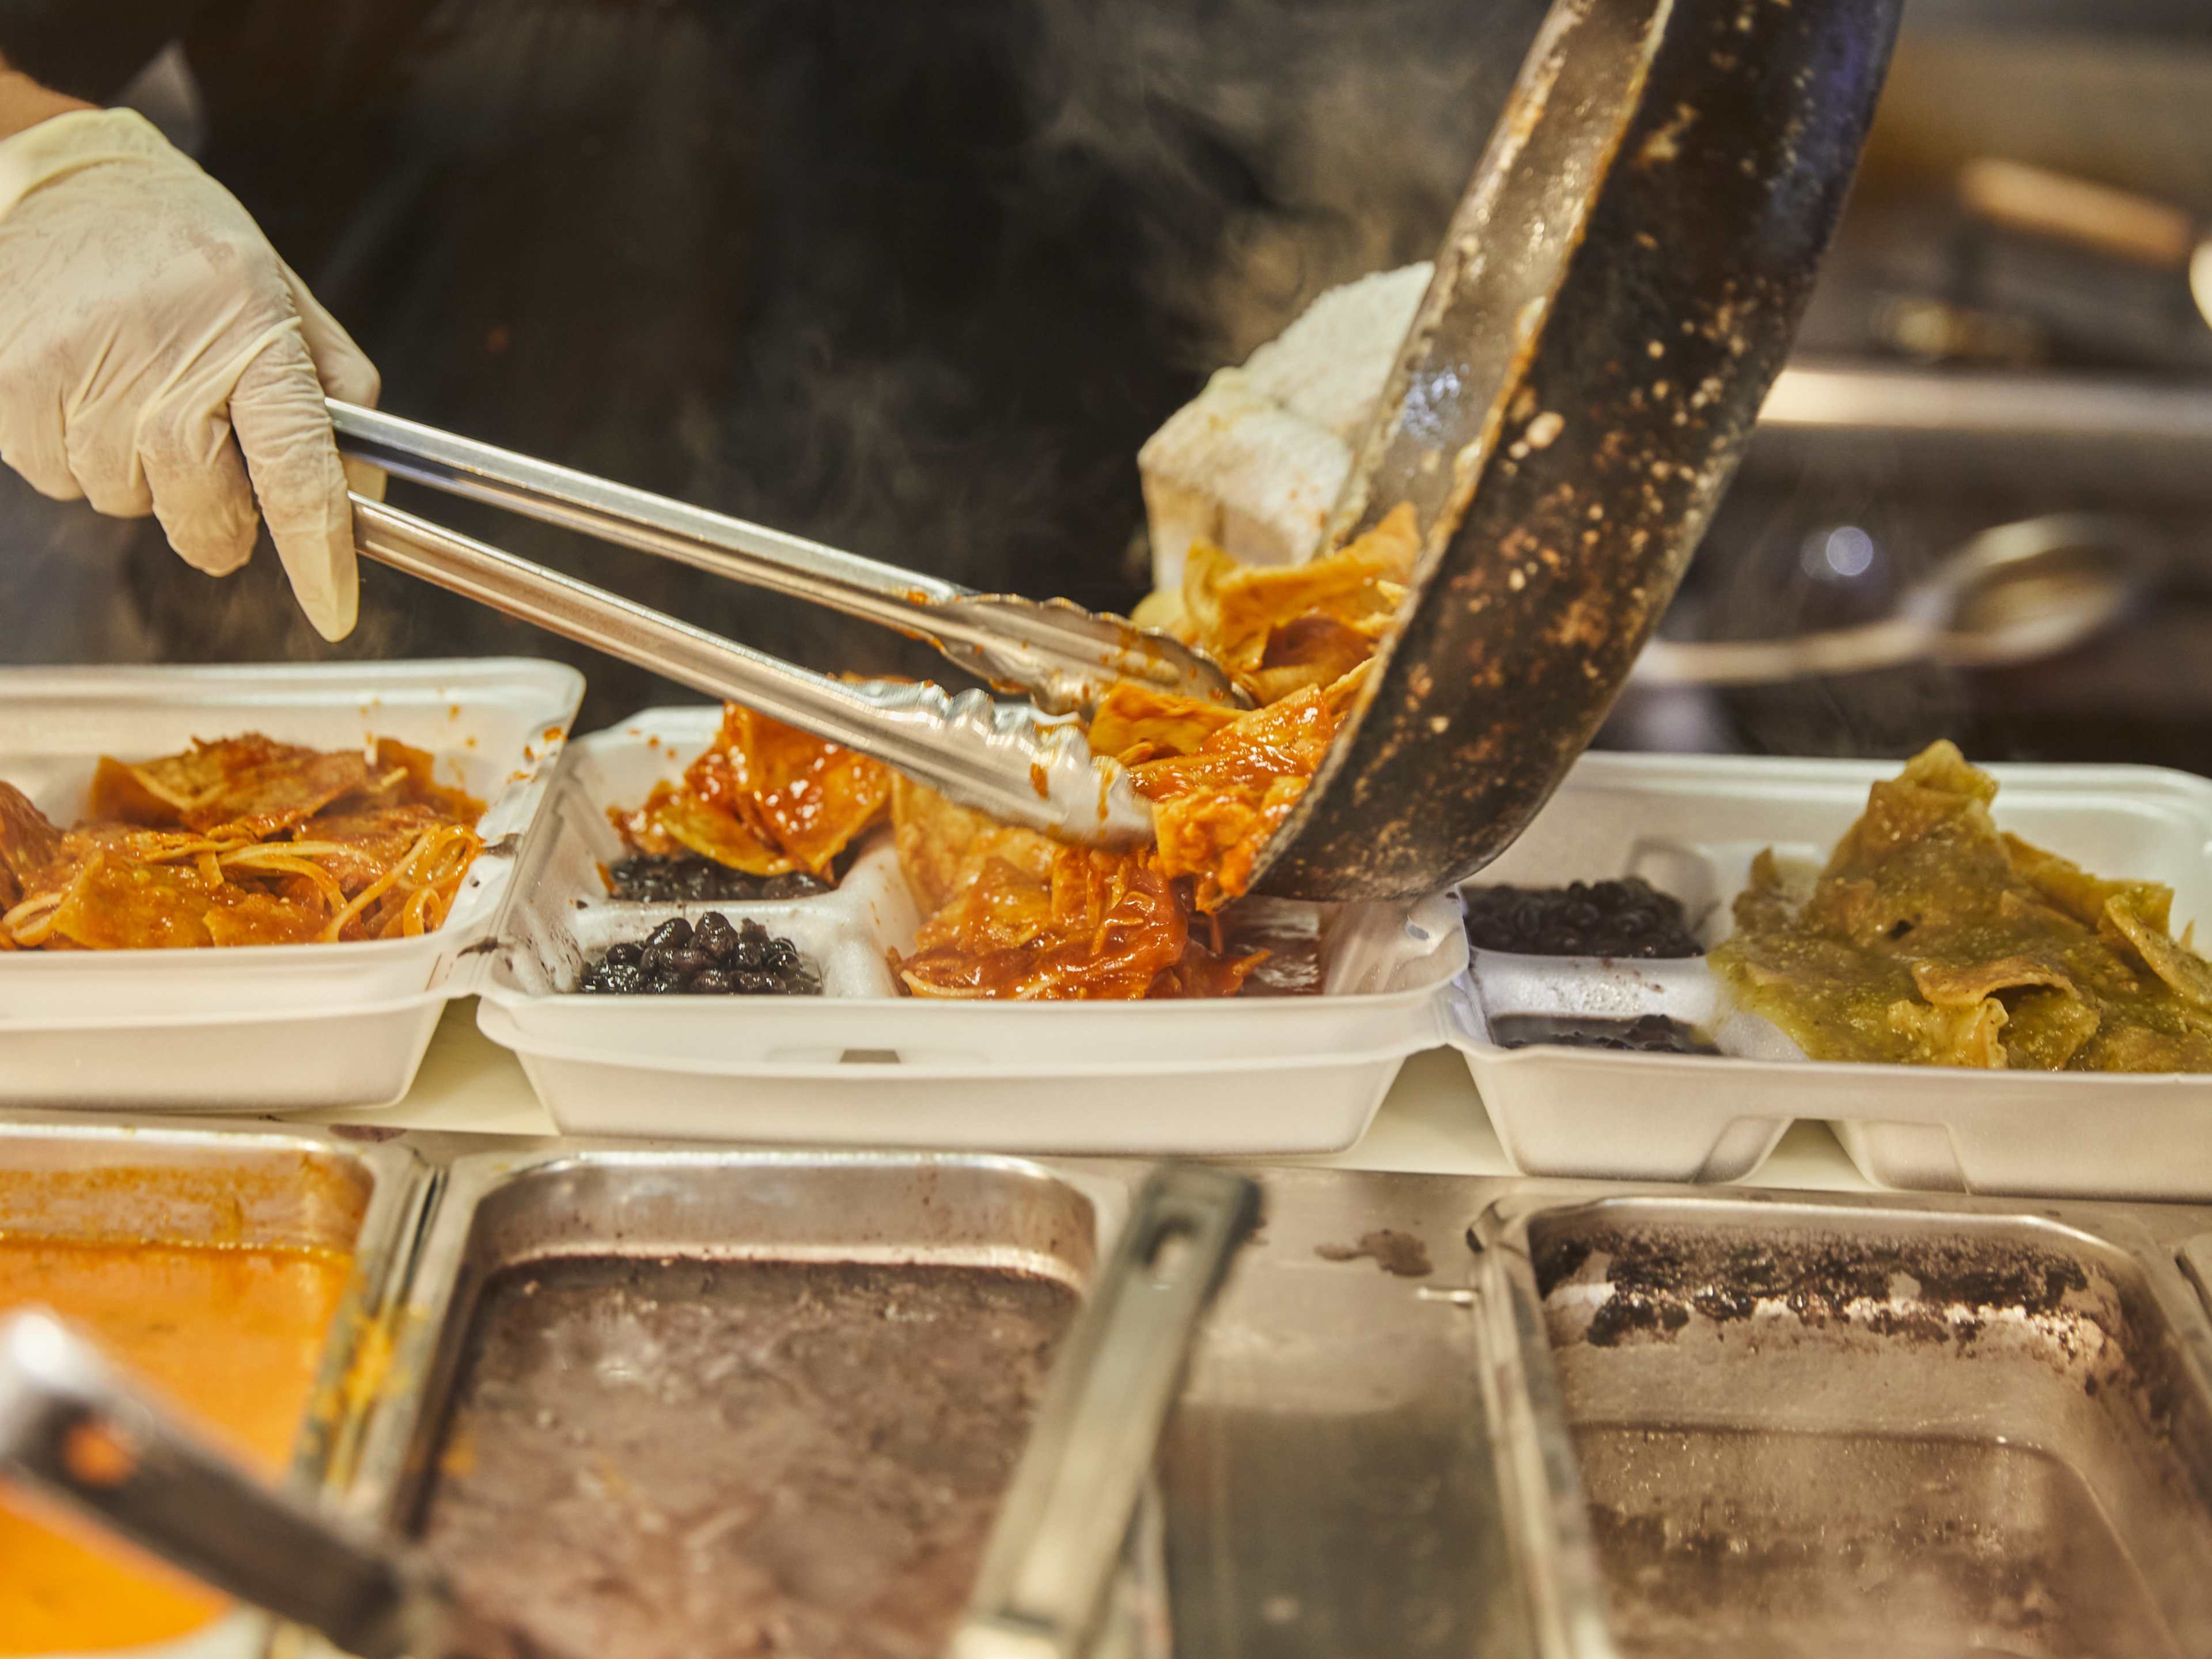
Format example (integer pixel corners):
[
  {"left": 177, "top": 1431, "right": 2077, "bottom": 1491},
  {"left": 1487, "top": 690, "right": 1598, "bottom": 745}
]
[{"left": 0, "top": 109, "right": 380, "bottom": 640}]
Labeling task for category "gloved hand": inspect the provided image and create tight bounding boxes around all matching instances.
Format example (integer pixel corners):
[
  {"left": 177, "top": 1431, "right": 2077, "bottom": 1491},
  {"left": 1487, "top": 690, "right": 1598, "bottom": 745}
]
[{"left": 0, "top": 108, "right": 380, "bottom": 641}]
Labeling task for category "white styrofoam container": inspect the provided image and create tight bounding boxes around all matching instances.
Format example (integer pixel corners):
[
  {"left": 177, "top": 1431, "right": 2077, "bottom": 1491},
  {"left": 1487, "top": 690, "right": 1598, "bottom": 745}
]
[
  {"left": 477, "top": 707, "right": 1465, "bottom": 1152},
  {"left": 0, "top": 660, "right": 583, "bottom": 1111},
  {"left": 1444, "top": 751, "right": 2212, "bottom": 1199}
]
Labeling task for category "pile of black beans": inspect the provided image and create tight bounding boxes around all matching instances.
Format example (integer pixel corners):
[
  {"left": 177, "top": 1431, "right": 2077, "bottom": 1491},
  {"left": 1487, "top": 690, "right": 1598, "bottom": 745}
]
[
  {"left": 1493, "top": 1013, "right": 1716, "bottom": 1055},
  {"left": 1463, "top": 877, "right": 1702, "bottom": 959},
  {"left": 577, "top": 914, "right": 821, "bottom": 996},
  {"left": 607, "top": 855, "right": 832, "bottom": 904}
]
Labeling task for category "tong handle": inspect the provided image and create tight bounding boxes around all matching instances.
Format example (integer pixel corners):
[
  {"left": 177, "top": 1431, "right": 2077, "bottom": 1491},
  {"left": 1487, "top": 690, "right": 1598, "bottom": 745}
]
[
  {"left": 333, "top": 402, "right": 1245, "bottom": 714},
  {"left": 332, "top": 399, "right": 967, "bottom": 618},
  {"left": 351, "top": 497, "right": 1154, "bottom": 846},
  {"left": 0, "top": 1310, "right": 426, "bottom": 1659},
  {"left": 354, "top": 495, "right": 927, "bottom": 756},
  {"left": 954, "top": 1166, "right": 1260, "bottom": 1659}
]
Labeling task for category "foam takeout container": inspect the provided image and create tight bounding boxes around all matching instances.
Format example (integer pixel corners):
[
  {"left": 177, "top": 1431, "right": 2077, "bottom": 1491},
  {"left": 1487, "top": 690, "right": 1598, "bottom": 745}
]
[
  {"left": 1445, "top": 751, "right": 2212, "bottom": 1199},
  {"left": 476, "top": 706, "right": 1464, "bottom": 1153},
  {"left": 0, "top": 660, "right": 582, "bottom": 1111}
]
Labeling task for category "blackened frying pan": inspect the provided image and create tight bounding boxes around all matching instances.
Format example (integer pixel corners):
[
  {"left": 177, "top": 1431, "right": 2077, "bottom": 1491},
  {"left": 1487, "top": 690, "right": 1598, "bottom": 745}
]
[{"left": 1256, "top": 0, "right": 1903, "bottom": 900}]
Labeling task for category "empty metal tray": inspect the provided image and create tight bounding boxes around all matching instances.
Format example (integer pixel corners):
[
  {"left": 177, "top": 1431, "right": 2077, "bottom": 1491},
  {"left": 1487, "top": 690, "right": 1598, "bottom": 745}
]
[
  {"left": 340, "top": 1146, "right": 1144, "bottom": 1659},
  {"left": 1476, "top": 1188, "right": 2212, "bottom": 1659}
]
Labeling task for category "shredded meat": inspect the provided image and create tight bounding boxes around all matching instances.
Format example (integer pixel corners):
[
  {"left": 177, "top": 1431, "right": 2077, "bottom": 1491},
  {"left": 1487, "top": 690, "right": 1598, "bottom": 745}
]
[
  {"left": 2, "top": 736, "right": 486, "bottom": 951},
  {"left": 895, "top": 846, "right": 1262, "bottom": 1000},
  {"left": 890, "top": 778, "right": 1056, "bottom": 915},
  {"left": 1140, "top": 503, "right": 1418, "bottom": 703},
  {"left": 1127, "top": 666, "right": 1367, "bottom": 914}
]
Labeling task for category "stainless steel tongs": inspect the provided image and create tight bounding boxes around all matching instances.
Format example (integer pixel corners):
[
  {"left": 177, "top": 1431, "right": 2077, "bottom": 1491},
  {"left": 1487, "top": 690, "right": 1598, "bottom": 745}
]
[
  {"left": 0, "top": 1310, "right": 569, "bottom": 1659},
  {"left": 332, "top": 402, "right": 1244, "bottom": 847}
]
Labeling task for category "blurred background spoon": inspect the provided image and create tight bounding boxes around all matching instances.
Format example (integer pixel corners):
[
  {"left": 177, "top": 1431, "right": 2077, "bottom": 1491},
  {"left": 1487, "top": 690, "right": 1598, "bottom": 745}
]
[{"left": 1633, "top": 513, "right": 2166, "bottom": 687}]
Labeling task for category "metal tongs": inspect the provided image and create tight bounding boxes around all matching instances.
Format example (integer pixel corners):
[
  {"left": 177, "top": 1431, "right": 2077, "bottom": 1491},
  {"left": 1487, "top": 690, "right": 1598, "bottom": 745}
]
[
  {"left": 0, "top": 1310, "right": 568, "bottom": 1659},
  {"left": 332, "top": 402, "right": 1244, "bottom": 848}
]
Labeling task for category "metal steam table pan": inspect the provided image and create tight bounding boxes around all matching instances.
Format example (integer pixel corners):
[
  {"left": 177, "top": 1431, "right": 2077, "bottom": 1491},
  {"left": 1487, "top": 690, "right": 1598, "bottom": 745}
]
[{"left": 1476, "top": 1184, "right": 2212, "bottom": 1659}]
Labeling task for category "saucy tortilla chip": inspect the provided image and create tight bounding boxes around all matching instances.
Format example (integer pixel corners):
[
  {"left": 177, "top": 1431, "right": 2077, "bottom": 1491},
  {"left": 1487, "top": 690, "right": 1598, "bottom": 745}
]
[{"left": 1712, "top": 742, "right": 2212, "bottom": 1071}]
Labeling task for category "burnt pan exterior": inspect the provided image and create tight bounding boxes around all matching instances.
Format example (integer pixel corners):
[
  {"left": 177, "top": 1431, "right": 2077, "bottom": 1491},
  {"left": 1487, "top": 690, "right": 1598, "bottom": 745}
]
[{"left": 1262, "top": 0, "right": 1904, "bottom": 899}]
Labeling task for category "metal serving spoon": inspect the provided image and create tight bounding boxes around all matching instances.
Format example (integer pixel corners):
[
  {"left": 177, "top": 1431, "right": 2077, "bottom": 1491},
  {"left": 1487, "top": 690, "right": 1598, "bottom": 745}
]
[
  {"left": 1632, "top": 514, "right": 2166, "bottom": 687},
  {"left": 0, "top": 1310, "right": 569, "bottom": 1659}
]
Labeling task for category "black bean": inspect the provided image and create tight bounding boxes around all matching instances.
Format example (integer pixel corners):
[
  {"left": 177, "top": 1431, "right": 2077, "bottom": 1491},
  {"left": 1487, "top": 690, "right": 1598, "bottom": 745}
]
[
  {"left": 658, "top": 945, "right": 713, "bottom": 978},
  {"left": 646, "top": 916, "right": 694, "bottom": 952},
  {"left": 596, "top": 961, "right": 644, "bottom": 995},
  {"left": 608, "top": 854, "right": 851, "bottom": 904},
  {"left": 580, "top": 913, "right": 816, "bottom": 998},
  {"left": 1465, "top": 877, "right": 1701, "bottom": 959},
  {"left": 692, "top": 912, "right": 739, "bottom": 962}
]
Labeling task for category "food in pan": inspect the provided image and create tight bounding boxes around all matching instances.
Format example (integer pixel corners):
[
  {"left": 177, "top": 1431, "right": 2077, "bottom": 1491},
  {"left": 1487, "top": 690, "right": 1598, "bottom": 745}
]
[
  {"left": 889, "top": 779, "right": 1265, "bottom": 999},
  {"left": 1712, "top": 741, "right": 2212, "bottom": 1071},
  {"left": 0, "top": 734, "right": 484, "bottom": 949},
  {"left": 1464, "top": 878, "right": 1704, "bottom": 959},
  {"left": 604, "top": 515, "right": 1410, "bottom": 1001},
  {"left": 420, "top": 1253, "right": 1078, "bottom": 1659},
  {"left": 577, "top": 912, "right": 820, "bottom": 996},
  {"left": 889, "top": 518, "right": 1407, "bottom": 998},
  {"left": 0, "top": 1230, "right": 353, "bottom": 1651},
  {"left": 606, "top": 852, "right": 833, "bottom": 903}
]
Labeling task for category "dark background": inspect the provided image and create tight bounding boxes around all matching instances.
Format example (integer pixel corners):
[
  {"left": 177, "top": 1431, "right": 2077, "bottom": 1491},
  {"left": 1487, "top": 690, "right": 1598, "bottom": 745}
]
[
  {"left": 0, "top": 0, "right": 1520, "bottom": 725},
  {"left": 5, "top": 0, "right": 2212, "bottom": 759}
]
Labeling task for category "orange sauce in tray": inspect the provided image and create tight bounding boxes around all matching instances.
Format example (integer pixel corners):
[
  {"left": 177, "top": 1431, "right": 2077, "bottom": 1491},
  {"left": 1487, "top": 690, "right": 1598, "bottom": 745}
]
[{"left": 0, "top": 1236, "right": 353, "bottom": 1653}]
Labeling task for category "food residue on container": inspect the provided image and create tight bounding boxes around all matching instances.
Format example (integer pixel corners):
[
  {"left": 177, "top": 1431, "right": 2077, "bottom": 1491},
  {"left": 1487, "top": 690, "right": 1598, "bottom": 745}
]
[
  {"left": 1491, "top": 1013, "right": 1718, "bottom": 1055},
  {"left": 1712, "top": 741, "right": 2212, "bottom": 1070},
  {"left": 0, "top": 1234, "right": 354, "bottom": 1653},
  {"left": 1314, "top": 1229, "right": 1433, "bottom": 1278},
  {"left": 418, "top": 1254, "right": 1078, "bottom": 1659}
]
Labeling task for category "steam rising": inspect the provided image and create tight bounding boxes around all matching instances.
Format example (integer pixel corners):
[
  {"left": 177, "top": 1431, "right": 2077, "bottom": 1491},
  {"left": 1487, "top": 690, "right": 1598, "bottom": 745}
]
[{"left": 0, "top": 0, "right": 1530, "bottom": 723}]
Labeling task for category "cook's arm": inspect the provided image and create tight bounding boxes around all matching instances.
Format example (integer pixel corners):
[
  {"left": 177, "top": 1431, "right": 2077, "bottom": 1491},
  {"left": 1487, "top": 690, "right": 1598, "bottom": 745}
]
[
  {"left": 0, "top": 54, "right": 91, "bottom": 137},
  {"left": 0, "top": 50, "right": 380, "bottom": 639}
]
